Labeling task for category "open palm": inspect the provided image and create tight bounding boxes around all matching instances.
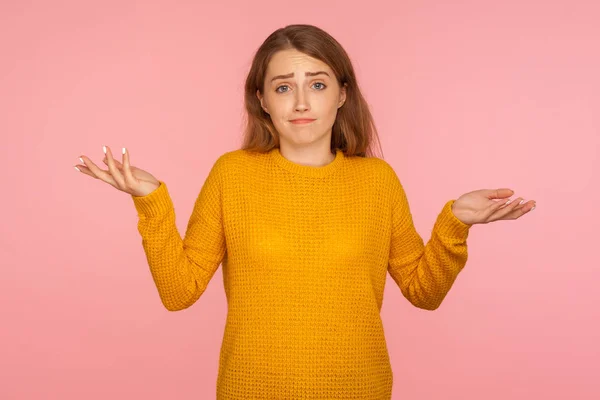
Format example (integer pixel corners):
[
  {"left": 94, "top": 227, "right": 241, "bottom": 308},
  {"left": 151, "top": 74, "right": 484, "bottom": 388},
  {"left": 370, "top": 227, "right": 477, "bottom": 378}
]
[{"left": 75, "top": 146, "right": 160, "bottom": 197}]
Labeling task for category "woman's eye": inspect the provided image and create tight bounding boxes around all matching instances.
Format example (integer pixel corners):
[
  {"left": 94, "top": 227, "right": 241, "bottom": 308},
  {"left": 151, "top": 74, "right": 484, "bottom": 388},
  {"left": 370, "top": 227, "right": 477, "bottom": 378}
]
[{"left": 275, "top": 83, "right": 327, "bottom": 93}]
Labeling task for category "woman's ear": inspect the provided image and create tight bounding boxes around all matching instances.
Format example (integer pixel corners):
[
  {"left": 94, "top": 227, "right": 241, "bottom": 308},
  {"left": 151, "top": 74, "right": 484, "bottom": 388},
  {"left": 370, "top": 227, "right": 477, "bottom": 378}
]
[
  {"left": 256, "top": 90, "right": 268, "bottom": 113},
  {"left": 338, "top": 83, "right": 347, "bottom": 108}
]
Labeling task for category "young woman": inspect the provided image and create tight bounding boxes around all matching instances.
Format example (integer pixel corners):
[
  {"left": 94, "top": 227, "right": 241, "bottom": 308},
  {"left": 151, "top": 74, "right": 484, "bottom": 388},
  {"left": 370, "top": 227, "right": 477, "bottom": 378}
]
[{"left": 75, "top": 24, "right": 536, "bottom": 400}]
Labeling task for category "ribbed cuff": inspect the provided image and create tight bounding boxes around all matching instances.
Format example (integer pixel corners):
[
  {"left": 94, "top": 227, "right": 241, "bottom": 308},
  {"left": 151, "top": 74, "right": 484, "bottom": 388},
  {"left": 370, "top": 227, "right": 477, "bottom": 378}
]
[
  {"left": 131, "top": 181, "right": 174, "bottom": 217},
  {"left": 434, "top": 200, "right": 472, "bottom": 239}
]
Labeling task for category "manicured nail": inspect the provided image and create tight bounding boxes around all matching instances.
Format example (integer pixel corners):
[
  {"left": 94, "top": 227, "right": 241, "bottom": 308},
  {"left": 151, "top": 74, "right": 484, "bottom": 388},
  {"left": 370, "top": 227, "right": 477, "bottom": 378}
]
[
  {"left": 505, "top": 199, "right": 512, "bottom": 205},
  {"left": 531, "top": 205, "right": 536, "bottom": 211},
  {"left": 519, "top": 199, "right": 525, "bottom": 205},
  {"left": 79, "top": 157, "right": 84, "bottom": 163},
  {"left": 74, "top": 166, "right": 80, "bottom": 172},
  {"left": 103, "top": 145, "right": 107, "bottom": 154},
  {"left": 122, "top": 147, "right": 126, "bottom": 155}
]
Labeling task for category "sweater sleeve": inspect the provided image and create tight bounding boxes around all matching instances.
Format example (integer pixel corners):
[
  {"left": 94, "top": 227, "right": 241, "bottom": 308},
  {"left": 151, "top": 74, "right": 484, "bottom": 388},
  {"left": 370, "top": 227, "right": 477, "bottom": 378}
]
[
  {"left": 387, "top": 171, "right": 471, "bottom": 311},
  {"left": 130, "top": 158, "right": 227, "bottom": 311}
]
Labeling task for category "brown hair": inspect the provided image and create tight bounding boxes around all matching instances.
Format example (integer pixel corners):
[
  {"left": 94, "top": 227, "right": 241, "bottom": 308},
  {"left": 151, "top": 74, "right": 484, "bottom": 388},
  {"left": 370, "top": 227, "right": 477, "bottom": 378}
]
[{"left": 240, "top": 24, "right": 383, "bottom": 159}]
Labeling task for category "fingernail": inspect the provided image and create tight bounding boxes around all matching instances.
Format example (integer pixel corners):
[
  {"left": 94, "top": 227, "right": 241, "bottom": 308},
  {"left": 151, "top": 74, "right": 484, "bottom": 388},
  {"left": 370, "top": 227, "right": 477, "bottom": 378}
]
[
  {"left": 505, "top": 199, "right": 512, "bottom": 205},
  {"left": 74, "top": 166, "right": 80, "bottom": 172},
  {"left": 103, "top": 145, "right": 107, "bottom": 154},
  {"left": 122, "top": 147, "right": 126, "bottom": 155},
  {"left": 518, "top": 199, "right": 525, "bottom": 205},
  {"left": 79, "top": 157, "right": 84, "bottom": 163},
  {"left": 531, "top": 205, "right": 536, "bottom": 211}
]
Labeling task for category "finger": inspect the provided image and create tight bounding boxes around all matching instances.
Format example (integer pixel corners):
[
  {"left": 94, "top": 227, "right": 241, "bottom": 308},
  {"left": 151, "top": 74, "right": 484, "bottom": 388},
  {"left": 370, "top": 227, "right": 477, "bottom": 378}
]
[
  {"left": 74, "top": 164, "right": 97, "bottom": 178},
  {"left": 487, "top": 196, "right": 514, "bottom": 214},
  {"left": 500, "top": 197, "right": 531, "bottom": 211},
  {"left": 104, "top": 145, "right": 126, "bottom": 189},
  {"left": 103, "top": 155, "right": 123, "bottom": 168},
  {"left": 512, "top": 200, "right": 536, "bottom": 215},
  {"left": 488, "top": 188, "right": 514, "bottom": 200},
  {"left": 498, "top": 201, "right": 535, "bottom": 220},
  {"left": 75, "top": 159, "right": 119, "bottom": 188},
  {"left": 490, "top": 197, "right": 526, "bottom": 220},
  {"left": 121, "top": 147, "right": 136, "bottom": 185},
  {"left": 78, "top": 155, "right": 110, "bottom": 181},
  {"left": 495, "top": 194, "right": 523, "bottom": 210}
]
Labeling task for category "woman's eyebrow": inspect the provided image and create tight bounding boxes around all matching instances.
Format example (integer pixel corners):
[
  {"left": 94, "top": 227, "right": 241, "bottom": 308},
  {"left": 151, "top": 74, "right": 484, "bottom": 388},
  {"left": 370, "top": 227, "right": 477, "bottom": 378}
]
[{"left": 270, "top": 71, "right": 330, "bottom": 82}]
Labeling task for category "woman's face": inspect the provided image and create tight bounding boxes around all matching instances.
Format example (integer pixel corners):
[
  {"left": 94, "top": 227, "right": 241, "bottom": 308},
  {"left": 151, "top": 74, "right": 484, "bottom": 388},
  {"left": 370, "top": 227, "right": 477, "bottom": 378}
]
[{"left": 257, "top": 48, "right": 346, "bottom": 149}]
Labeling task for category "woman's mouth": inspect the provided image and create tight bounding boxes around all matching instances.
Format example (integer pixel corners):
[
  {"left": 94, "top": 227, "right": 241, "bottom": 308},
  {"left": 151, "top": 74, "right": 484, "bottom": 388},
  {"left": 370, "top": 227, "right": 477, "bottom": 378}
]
[{"left": 290, "top": 119, "right": 316, "bottom": 124}]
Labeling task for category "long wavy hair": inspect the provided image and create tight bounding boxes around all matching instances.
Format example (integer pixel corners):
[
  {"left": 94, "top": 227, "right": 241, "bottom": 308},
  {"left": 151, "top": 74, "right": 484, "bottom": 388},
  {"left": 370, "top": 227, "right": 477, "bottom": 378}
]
[{"left": 240, "top": 24, "right": 383, "bottom": 159}]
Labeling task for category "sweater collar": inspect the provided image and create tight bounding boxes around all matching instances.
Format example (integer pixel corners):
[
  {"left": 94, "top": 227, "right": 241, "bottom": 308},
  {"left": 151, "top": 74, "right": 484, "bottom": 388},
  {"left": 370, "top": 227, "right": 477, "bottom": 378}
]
[{"left": 270, "top": 147, "right": 344, "bottom": 178}]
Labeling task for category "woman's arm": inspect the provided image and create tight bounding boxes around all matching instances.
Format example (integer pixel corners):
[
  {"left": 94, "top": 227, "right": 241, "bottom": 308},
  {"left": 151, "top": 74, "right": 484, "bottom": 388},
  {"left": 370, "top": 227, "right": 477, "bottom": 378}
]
[
  {"left": 131, "top": 158, "right": 226, "bottom": 311},
  {"left": 387, "top": 174, "right": 471, "bottom": 311}
]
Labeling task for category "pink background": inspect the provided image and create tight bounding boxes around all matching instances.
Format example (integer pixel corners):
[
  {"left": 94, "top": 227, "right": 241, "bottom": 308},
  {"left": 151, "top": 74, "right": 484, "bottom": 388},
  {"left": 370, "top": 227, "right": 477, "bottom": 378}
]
[{"left": 1, "top": 0, "right": 598, "bottom": 399}]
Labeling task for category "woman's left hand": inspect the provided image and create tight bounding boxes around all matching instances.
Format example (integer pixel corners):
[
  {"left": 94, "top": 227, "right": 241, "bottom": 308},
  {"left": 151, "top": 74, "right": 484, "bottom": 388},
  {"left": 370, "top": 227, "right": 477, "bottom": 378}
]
[{"left": 451, "top": 188, "right": 536, "bottom": 225}]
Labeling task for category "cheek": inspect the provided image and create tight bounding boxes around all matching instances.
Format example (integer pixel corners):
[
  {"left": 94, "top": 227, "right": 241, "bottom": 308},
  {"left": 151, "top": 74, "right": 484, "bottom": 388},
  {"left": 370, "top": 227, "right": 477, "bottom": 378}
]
[
  {"left": 322, "top": 96, "right": 340, "bottom": 113},
  {"left": 267, "top": 100, "right": 290, "bottom": 119},
  {"left": 322, "top": 100, "right": 340, "bottom": 120}
]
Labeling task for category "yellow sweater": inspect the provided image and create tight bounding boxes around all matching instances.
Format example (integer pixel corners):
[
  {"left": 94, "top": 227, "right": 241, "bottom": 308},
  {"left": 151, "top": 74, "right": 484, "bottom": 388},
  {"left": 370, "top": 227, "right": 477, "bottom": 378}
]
[{"left": 131, "top": 147, "right": 471, "bottom": 399}]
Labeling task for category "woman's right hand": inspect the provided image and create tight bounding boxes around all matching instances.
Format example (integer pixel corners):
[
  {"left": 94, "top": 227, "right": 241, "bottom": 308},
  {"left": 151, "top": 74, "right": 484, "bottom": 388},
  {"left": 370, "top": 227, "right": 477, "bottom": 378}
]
[{"left": 75, "top": 146, "right": 160, "bottom": 197}]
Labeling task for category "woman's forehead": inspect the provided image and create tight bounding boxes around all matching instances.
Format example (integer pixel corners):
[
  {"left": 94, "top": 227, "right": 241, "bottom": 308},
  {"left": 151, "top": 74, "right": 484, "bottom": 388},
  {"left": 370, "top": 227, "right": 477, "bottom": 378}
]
[{"left": 267, "top": 50, "right": 331, "bottom": 76}]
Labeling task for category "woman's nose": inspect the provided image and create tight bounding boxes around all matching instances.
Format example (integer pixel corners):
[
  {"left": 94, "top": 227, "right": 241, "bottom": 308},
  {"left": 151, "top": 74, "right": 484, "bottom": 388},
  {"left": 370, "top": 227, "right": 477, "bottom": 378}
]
[{"left": 294, "top": 90, "right": 310, "bottom": 111}]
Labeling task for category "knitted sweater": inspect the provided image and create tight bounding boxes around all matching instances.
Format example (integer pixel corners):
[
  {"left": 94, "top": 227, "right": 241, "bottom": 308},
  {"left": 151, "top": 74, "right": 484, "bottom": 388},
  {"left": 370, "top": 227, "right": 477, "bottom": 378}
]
[{"left": 131, "top": 147, "right": 471, "bottom": 399}]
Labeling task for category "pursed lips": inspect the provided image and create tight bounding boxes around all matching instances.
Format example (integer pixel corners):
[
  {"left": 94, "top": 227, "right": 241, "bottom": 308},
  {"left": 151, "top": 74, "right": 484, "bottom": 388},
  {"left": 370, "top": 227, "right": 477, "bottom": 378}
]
[{"left": 290, "top": 119, "right": 316, "bottom": 124}]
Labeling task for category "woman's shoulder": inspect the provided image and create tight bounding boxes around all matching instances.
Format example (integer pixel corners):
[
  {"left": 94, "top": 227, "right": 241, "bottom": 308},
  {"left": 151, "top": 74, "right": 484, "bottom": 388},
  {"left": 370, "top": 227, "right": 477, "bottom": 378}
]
[
  {"left": 346, "top": 154, "right": 398, "bottom": 179},
  {"left": 205, "top": 149, "right": 272, "bottom": 181},
  {"left": 212, "top": 148, "right": 265, "bottom": 167}
]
